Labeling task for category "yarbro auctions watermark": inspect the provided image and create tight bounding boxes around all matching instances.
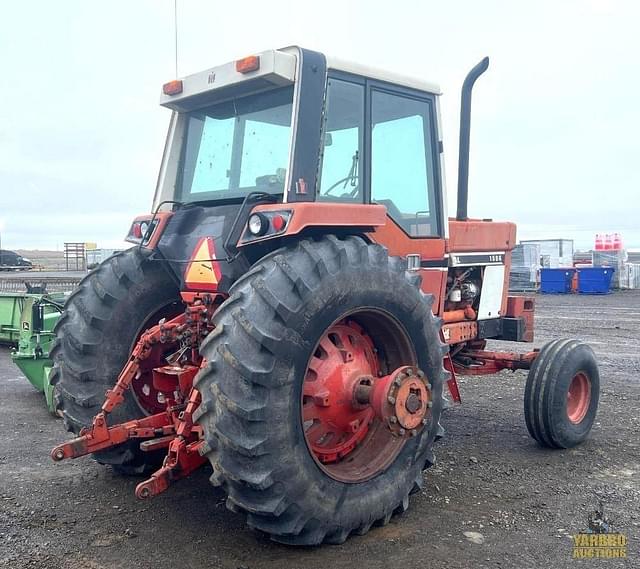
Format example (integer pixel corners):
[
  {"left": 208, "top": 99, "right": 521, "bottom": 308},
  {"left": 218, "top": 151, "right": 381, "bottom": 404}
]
[{"left": 572, "top": 502, "right": 628, "bottom": 559}]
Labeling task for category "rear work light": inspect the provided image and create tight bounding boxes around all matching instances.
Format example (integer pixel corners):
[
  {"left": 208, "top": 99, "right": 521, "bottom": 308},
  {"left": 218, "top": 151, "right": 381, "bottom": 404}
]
[
  {"left": 126, "top": 219, "right": 157, "bottom": 245},
  {"left": 235, "top": 55, "right": 260, "bottom": 74},
  {"left": 248, "top": 213, "right": 269, "bottom": 236},
  {"left": 242, "top": 210, "right": 292, "bottom": 243},
  {"left": 162, "top": 79, "right": 183, "bottom": 96}
]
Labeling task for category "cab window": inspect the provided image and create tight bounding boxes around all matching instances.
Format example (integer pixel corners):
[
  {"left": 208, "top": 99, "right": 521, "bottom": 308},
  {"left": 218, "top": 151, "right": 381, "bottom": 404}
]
[
  {"left": 370, "top": 89, "right": 439, "bottom": 237},
  {"left": 317, "top": 78, "right": 364, "bottom": 202},
  {"left": 180, "top": 86, "right": 294, "bottom": 201}
]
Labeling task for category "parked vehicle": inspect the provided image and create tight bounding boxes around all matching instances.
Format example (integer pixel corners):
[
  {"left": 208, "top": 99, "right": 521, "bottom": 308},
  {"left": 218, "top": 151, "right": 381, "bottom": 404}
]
[{"left": 0, "top": 250, "right": 33, "bottom": 270}]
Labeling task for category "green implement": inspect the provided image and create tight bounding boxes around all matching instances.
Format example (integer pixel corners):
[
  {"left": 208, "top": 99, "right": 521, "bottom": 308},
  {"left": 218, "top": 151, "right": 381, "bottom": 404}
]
[{"left": 0, "top": 292, "right": 65, "bottom": 414}]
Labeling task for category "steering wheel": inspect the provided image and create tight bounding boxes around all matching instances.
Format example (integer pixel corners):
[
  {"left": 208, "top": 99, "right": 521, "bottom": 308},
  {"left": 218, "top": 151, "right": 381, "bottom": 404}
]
[{"left": 323, "top": 175, "right": 359, "bottom": 197}]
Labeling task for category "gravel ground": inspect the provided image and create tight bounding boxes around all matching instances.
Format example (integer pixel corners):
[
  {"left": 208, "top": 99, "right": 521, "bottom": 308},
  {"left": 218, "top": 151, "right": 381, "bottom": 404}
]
[{"left": 1, "top": 291, "right": 638, "bottom": 568}]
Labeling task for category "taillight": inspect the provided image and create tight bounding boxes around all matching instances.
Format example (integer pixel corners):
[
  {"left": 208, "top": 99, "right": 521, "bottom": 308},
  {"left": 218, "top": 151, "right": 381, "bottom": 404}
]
[
  {"left": 126, "top": 219, "right": 157, "bottom": 245},
  {"left": 271, "top": 214, "right": 286, "bottom": 232},
  {"left": 242, "top": 210, "right": 291, "bottom": 243}
]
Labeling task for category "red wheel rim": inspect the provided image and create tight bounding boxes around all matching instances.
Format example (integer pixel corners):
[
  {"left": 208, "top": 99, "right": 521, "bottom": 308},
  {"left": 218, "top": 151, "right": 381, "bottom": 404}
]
[
  {"left": 302, "top": 312, "right": 418, "bottom": 483},
  {"left": 566, "top": 371, "right": 591, "bottom": 424},
  {"left": 131, "top": 344, "right": 178, "bottom": 414},
  {"left": 130, "top": 303, "right": 182, "bottom": 415}
]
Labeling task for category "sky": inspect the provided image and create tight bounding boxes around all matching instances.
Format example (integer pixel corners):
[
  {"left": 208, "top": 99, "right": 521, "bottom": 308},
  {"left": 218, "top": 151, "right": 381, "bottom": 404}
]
[{"left": 0, "top": 0, "right": 638, "bottom": 251}]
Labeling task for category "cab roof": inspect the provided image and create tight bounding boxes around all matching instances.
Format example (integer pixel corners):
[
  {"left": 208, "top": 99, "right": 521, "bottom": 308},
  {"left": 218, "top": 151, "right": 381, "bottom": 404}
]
[
  {"left": 325, "top": 54, "right": 441, "bottom": 95},
  {"left": 159, "top": 47, "right": 441, "bottom": 112}
]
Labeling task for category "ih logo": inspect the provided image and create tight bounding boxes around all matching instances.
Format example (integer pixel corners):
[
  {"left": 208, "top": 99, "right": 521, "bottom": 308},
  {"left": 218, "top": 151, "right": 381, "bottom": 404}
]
[{"left": 184, "top": 237, "right": 222, "bottom": 291}]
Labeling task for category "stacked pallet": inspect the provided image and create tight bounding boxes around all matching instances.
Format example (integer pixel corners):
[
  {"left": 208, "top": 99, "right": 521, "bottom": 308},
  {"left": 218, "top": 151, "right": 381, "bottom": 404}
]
[
  {"left": 509, "top": 243, "right": 540, "bottom": 292},
  {"left": 620, "top": 264, "right": 640, "bottom": 289},
  {"left": 592, "top": 250, "right": 626, "bottom": 288},
  {"left": 573, "top": 250, "right": 592, "bottom": 267},
  {"left": 520, "top": 239, "right": 574, "bottom": 268}
]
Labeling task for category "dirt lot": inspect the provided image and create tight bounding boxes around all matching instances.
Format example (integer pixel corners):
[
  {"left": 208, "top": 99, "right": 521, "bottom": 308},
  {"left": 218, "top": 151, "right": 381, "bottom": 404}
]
[{"left": 1, "top": 292, "right": 638, "bottom": 568}]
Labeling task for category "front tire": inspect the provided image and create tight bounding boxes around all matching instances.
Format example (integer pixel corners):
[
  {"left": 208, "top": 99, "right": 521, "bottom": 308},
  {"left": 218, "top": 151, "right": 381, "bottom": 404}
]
[
  {"left": 524, "top": 339, "right": 600, "bottom": 448},
  {"left": 195, "top": 236, "right": 446, "bottom": 545}
]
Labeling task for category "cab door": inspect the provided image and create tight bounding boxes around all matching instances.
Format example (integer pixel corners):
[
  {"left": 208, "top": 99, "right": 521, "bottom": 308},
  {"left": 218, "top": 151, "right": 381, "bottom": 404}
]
[{"left": 366, "top": 83, "right": 447, "bottom": 313}]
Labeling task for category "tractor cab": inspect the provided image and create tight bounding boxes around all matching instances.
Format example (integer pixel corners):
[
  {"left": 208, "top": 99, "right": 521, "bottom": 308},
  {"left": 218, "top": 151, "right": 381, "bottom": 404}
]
[
  {"left": 152, "top": 47, "right": 442, "bottom": 223},
  {"left": 131, "top": 47, "right": 451, "bottom": 297}
]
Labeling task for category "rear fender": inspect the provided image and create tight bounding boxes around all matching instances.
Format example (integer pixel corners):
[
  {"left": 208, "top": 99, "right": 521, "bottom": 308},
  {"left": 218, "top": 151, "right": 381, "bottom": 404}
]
[{"left": 237, "top": 202, "right": 387, "bottom": 247}]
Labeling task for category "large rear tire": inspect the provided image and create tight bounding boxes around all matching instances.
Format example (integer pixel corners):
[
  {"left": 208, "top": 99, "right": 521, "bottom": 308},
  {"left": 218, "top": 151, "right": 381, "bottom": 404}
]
[
  {"left": 50, "top": 248, "right": 182, "bottom": 474},
  {"left": 195, "top": 236, "right": 446, "bottom": 544}
]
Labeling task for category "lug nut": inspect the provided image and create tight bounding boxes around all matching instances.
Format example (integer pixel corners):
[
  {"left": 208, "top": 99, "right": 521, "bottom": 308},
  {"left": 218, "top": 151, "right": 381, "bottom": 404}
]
[
  {"left": 406, "top": 368, "right": 413, "bottom": 376},
  {"left": 422, "top": 418, "right": 429, "bottom": 425},
  {"left": 417, "top": 370, "right": 425, "bottom": 378},
  {"left": 427, "top": 382, "right": 432, "bottom": 390},
  {"left": 410, "top": 429, "right": 418, "bottom": 437},
  {"left": 427, "top": 401, "right": 433, "bottom": 408},
  {"left": 389, "top": 416, "right": 398, "bottom": 424},
  {"left": 388, "top": 396, "right": 396, "bottom": 405},
  {"left": 398, "top": 428, "right": 406, "bottom": 436},
  {"left": 393, "top": 377, "right": 402, "bottom": 386}
]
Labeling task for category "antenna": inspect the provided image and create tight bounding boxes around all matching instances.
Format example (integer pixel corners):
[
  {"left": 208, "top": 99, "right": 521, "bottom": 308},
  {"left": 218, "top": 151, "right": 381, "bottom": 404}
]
[{"left": 174, "top": 0, "right": 178, "bottom": 77}]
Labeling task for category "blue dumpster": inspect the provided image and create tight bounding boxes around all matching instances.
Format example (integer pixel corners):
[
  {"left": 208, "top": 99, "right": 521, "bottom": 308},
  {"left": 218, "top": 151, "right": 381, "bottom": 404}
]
[
  {"left": 577, "top": 267, "right": 615, "bottom": 294},
  {"left": 540, "top": 268, "right": 576, "bottom": 294}
]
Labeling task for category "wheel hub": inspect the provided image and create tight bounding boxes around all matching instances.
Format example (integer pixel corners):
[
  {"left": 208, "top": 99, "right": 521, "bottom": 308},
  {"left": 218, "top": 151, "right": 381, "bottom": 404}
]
[
  {"left": 567, "top": 371, "right": 591, "bottom": 424},
  {"left": 302, "top": 320, "right": 431, "bottom": 472},
  {"left": 366, "top": 366, "right": 431, "bottom": 437},
  {"left": 303, "top": 323, "right": 378, "bottom": 464}
]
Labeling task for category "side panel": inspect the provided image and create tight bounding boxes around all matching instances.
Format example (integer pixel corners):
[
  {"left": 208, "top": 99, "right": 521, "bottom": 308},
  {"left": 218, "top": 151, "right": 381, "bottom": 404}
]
[{"left": 477, "top": 265, "right": 505, "bottom": 320}]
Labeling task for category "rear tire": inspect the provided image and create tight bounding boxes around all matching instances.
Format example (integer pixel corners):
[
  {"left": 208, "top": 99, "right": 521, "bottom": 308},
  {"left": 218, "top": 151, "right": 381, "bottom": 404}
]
[
  {"left": 50, "top": 248, "right": 181, "bottom": 474},
  {"left": 195, "top": 235, "right": 446, "bottom": 544},
  {"left": 524, "top": 339, "right": 599, "bottom": 448}
]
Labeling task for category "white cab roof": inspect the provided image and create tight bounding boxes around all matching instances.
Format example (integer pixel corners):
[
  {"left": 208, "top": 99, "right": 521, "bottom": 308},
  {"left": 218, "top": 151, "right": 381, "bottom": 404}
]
[
  {"left": 159, "top": 47, "right": 442, "bottom": 111},
  {"left": 325, "top": 55, "right": 441, "bottom": 95}
]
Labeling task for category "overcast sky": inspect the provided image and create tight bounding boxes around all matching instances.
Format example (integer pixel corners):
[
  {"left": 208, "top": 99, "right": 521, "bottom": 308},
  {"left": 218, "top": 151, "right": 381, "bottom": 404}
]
[{"left": 1, "top": 0, "right": 638, "bottom": 251}]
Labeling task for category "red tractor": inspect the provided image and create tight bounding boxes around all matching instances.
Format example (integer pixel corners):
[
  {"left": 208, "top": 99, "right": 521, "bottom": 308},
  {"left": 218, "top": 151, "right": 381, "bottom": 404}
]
[{"left": 50, "top": 47, "right": 600, "bottom": 545}]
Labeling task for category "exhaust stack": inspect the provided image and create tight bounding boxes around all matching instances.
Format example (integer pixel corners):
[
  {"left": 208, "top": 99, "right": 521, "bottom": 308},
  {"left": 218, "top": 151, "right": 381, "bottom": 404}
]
[{"left": 456, "top": 57, "right": 489, "bottom": 221}]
